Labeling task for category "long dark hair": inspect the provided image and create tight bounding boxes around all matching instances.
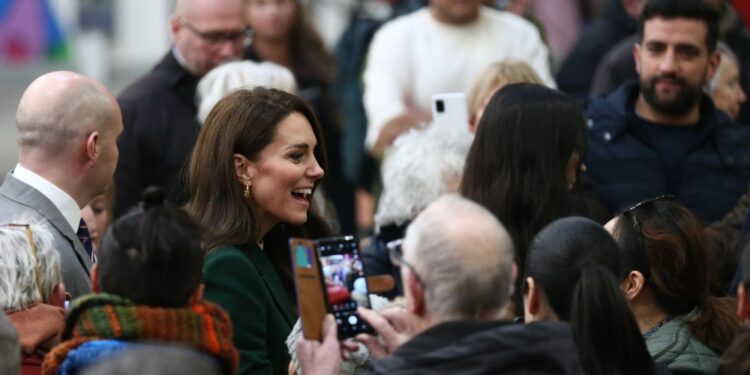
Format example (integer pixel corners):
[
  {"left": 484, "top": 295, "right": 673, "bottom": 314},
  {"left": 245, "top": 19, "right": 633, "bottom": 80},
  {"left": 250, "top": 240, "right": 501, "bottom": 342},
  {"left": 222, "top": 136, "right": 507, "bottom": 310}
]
[
  {"left": 612, "top": 199, "right": 739, "bottom": 354},
  {"left": 99, "top": 187, "right": 203, "bottom": 308},
  {"left": 288, "top": 1, "right": 335, "bottom": 84},
  {"left": 526, "top": 217, "right": 653, "bottom": 375},
  {"left": 460, "top": 83, "right": 587, "bottom": 285},
  {"left": 246, "top": 0, "right": 334, "bottom": 84}
]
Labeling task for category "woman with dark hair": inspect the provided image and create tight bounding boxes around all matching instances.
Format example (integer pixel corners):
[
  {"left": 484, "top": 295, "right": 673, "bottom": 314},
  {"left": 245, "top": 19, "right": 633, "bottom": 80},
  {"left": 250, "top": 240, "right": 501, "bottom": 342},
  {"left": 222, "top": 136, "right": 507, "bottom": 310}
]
[
  {"left": 243, "top": 0, "right": 354, "bottom": 234},
  {"left": 43, "top": 187, "right": 238, "bottom": 375},
  {"left": 460, "top": 83, "right": 588, "bottom": 315},
  {"left": 187, "top": 88, "right": 331, "bottom": 375},
  {"left": 606, "top": 197, "right": 739, "bottom": 374},
  {"left": 524, "top": 216, "right": 656, "bottom": 375}
]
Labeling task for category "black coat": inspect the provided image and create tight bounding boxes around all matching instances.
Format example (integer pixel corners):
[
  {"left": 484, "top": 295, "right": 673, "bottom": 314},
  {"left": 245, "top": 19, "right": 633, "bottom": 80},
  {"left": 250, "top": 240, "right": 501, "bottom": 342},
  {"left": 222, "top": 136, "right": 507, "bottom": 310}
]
[
  {"left": 556, "top": 0, "right": 638, "bottom": 100},
  {"left": 114, "top": 52, "right": 200, "bottom": 217},
  {"left": 372, "top": 320, "right": 583, "bottom": 375}
]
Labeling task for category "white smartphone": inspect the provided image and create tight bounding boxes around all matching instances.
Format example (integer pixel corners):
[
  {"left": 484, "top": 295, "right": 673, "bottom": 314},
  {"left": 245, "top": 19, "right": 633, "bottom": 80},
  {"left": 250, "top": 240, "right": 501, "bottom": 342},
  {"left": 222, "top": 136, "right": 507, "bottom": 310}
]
[{"left": 431, "top": 92, "right": 469, "bottom": 129}]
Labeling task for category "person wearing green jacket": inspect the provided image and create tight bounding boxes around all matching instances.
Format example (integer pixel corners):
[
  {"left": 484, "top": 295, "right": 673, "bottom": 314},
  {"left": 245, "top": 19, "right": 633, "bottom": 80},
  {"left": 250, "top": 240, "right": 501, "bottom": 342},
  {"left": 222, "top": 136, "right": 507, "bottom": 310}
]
[
  {"left": 187, "top": 87, "right": 331, "bottom": 375},
  {"left": 606, "top": 197, "right": 740, "bottom": 374}
]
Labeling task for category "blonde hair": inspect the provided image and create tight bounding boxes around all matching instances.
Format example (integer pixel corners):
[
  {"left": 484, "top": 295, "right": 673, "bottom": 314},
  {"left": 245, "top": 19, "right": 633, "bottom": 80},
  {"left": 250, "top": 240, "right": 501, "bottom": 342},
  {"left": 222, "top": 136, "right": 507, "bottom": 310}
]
[{"left": 467, "top": 60, "right": 544, "bottom": 122}]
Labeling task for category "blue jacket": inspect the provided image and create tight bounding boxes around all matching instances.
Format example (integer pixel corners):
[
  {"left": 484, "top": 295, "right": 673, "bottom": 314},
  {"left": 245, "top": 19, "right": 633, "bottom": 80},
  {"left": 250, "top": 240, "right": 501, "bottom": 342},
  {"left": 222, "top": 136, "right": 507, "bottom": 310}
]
[{"left": 584, "top": 82, "right": 750, "bottom": 223}]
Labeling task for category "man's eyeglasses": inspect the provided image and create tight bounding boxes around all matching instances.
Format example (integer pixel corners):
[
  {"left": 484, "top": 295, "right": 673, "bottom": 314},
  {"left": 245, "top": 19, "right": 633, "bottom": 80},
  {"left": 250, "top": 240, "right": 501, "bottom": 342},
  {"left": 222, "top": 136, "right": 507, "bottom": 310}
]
[
  {"left": 179, "top": 18, "right": 252, "bottom": 45},
  {"left": 2, "top": 224, "right": 43, "bottom": 298},
  {"left": 386, "top": 239, "right": 425, "bottom": 289}
]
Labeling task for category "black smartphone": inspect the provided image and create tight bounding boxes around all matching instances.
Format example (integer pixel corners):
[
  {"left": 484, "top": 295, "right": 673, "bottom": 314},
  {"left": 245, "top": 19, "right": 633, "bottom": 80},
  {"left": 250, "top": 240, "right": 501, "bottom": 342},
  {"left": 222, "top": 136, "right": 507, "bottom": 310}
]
[{"left": 316, "top": 235, "right": 374, "bottom": 338}]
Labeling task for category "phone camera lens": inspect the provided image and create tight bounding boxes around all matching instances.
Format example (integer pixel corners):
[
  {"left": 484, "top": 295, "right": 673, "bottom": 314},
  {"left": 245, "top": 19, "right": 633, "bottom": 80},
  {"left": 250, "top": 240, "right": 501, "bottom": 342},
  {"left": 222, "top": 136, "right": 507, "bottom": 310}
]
[{"left": 436, "top": 100, "right": 445, "bottom": 113}]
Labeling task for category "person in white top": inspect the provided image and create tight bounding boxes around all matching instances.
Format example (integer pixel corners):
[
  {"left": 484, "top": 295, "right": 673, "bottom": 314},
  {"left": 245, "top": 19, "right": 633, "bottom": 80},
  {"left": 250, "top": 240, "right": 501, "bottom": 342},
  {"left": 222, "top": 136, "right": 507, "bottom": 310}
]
[
  {"left": 363, "top": 0, "right": 554, "bottom": 154},
  {"left": 0, "top": 71, "right": 123, "bottom": 298}
]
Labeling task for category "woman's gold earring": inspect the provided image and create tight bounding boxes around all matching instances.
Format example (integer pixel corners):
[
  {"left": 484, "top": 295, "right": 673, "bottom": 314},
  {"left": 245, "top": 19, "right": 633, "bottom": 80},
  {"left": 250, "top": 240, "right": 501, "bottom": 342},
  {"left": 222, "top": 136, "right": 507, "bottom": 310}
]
[{"left": 244, "top": 184, "right": 251, "bottom": 199}]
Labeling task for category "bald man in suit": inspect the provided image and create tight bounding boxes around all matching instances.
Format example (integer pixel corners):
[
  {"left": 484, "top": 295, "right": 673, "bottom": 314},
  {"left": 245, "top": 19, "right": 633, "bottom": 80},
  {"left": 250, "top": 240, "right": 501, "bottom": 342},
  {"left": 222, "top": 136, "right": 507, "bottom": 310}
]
[{"left": 0, "top": 71, "right": 123, "bottom": 298}]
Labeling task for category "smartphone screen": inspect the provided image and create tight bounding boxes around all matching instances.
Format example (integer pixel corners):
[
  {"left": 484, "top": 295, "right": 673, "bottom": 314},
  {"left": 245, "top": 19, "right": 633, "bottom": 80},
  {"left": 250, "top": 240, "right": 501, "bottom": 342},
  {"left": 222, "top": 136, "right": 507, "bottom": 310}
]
[{"left": 317, "top": 236, "right": 373, "bottom": 338}]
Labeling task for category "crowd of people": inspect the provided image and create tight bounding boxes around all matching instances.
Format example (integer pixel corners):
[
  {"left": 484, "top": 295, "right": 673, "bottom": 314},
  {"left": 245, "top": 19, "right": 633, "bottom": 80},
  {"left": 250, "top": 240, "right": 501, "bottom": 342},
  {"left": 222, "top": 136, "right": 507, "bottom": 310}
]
[{"left": 1, "top": 0, "right": 750, "bottom": 374}]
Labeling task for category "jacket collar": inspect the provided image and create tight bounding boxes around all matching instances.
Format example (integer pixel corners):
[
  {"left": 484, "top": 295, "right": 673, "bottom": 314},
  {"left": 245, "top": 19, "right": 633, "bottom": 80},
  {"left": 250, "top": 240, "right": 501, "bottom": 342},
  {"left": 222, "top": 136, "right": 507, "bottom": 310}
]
[
  {"left": 374, "top": 320, "right": 581, "bottom": 374},
  {"left": 600, "top": 81, "right": 729, "bottom": 147},
  {"left": 242, "top": 243, "right": 296, "bottom": 326},
  {"left": 153, "top": 50, "right": 201, "bottom": 111},
  {"left": 0, "top": 174, "right": 92, "bottom": 274},
  {"left": 375, "top": 320, "right": 510, "bottom": 372}
]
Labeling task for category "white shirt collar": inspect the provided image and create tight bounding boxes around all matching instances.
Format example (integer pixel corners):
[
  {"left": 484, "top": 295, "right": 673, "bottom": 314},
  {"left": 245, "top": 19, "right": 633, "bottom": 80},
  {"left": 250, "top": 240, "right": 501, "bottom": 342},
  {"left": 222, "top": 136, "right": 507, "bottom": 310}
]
[
  {"left": 13, "top": 164, "right": 81, "bottom": 232},
  {"left": 172, "top": 46, "right": 191, "bottom": 72}
]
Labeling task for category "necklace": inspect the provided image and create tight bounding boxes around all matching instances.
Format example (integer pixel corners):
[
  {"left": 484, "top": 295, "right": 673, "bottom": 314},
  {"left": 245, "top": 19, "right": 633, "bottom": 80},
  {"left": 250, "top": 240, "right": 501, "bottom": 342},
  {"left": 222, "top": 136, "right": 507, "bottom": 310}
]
[{"left": 643, "top": 315, "right": 673, "bottom": 340}]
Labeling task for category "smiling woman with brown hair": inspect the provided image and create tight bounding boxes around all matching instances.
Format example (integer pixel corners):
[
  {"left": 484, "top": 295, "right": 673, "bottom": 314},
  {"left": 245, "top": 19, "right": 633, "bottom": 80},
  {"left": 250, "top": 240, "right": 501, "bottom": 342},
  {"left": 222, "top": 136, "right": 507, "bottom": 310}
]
[{"left": 187, "top": 87, "right": 331, "bottom": 375}]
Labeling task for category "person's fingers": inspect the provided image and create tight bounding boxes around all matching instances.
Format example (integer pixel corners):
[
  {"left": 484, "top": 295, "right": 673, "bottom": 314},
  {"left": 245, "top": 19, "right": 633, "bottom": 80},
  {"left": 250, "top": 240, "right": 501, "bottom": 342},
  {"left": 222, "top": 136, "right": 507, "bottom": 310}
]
[
  {"left": 358, "top": 307, "right": 396, "bottom": 337},
  {"left": 295, "top": 336, "right": 316, "bottom": 368},
  {"left": 355, "top": 333, "right": 388, "bottom": 359},
  {"left": 358, "top": 306, "right": 403, "bottom": 350},
  {"left": 379, "top": 307, "right": 411, "bottom": 332},
  {"left": 321, "top": 314, "right": 338, "bottom": 342},
  {"left": 341, "top": 339, "right": 360, "bottom": 353}
]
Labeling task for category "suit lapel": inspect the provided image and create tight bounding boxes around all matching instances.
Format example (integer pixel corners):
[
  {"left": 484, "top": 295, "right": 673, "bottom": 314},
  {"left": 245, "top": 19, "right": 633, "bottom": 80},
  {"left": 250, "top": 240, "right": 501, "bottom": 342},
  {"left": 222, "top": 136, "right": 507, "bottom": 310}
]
[
  {"left": 243, "top": 245, "right": 295, "bottom": 327},
  {"left": 0, "top": 174, "right": 92, "bottom": 274}
]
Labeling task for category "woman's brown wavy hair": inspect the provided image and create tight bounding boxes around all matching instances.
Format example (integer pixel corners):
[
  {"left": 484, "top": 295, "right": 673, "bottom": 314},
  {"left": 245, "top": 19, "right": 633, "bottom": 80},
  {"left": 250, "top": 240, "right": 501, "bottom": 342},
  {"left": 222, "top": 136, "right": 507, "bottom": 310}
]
[
  {"left": 186, "top": 87, "right": 329, "bottom": 250},
  {"left": 613, "top": 199, "right": 739, "bottom": 354}
]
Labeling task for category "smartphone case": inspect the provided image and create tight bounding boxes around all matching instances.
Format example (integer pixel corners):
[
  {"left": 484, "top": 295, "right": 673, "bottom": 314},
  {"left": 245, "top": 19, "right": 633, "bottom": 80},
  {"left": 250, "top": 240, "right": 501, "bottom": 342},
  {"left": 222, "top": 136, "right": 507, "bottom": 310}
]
[
  {"left": 432, "top": 92, "right": 469, "bottom": 129},
  {"left": 289, "top": 238, "right": 328, "bottom": 340}
]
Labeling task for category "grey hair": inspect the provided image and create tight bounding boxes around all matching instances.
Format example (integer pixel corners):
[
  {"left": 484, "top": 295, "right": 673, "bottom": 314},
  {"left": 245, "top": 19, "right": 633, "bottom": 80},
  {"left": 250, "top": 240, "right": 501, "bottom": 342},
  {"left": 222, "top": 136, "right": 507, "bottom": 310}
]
[
  {"left": 196, "top": 61, "right": 298, "bottom": 124},
  {"left": 0, "top": 216, "right": 61, "bottom": 310},
  {"left": 16, "top": 79, "right": 114, "bottom": 154},
  {"left": 375, "top": 124, "right": 473, "bottom": 228},
  {"left": 403, "top": 194, "right": 515, "bottom": 321},
  {"left": 707, "top": 42, "right": 739, "bottom": 93},
  {"left": 81, "top": 345, "right": 221, "bottom": 375}
]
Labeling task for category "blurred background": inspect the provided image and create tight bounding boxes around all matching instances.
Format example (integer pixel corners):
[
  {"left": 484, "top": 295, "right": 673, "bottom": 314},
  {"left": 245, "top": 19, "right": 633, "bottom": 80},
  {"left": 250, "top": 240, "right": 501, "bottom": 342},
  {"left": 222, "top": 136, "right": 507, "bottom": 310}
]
[{"left": 0, "top": 0, "right": 356, "bottom": 176}]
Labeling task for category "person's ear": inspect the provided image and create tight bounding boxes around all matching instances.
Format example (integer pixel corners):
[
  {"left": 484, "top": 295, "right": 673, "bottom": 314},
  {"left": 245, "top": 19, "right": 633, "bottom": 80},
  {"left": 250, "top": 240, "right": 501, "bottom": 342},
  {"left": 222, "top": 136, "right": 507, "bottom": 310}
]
[
  {"left": 234, "top": 153, "right": 256, "bottom": 186},
  {"left": 85, "top": 131, "right": 100, "bottom": 166},
  {"left": 91, "top": 264, "right": 101, "bottom": 293},
  {"left": 706, "top": 50, "right": 721, "bottom": 83},
  {"left": 49, "top": 283, "right": 67, "bottom": 308},
  {"left": 621, "top": 270, "right": 645, "bottom": 301},
  {"left": 189, "top": 283, "right": 205, "bottom": 305},
  {"left": 169, "top": 16, "right": 181, "bottom": 40},
  {"left": 405, "top": 269, "right": 425, "bottom": 317},
  {"left": 738, "top": 283, "right": 750, "bottom": 320},
  {"left": 524, "top": 277, "right": 540, "bottom": 322}
]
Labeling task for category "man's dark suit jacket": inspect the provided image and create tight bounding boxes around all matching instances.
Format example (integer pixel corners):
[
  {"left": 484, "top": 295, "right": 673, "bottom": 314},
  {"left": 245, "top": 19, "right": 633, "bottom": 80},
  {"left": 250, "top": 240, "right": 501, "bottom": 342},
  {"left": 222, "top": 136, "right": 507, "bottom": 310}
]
[
  {"left": 114, "top": 51, "right": 201, "bottom": 218},
  {"left": 0, "top": 174, "right": 92, "bottom": 298}
]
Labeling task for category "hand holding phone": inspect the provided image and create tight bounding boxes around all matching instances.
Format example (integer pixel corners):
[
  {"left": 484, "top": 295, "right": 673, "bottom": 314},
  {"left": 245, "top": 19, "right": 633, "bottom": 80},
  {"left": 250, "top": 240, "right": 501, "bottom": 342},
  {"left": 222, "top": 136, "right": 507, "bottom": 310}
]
[{"left": 290, "top": 236, "right": 374, "bottom": 340}]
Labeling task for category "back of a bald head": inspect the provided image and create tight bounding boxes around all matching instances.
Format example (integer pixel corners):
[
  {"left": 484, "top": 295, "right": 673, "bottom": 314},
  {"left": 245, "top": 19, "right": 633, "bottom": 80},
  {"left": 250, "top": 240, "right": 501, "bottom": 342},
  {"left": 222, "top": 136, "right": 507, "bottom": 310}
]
[
  {"left": 16, "top": 71, "right": 115, "bottom": 155},
  {"left": 405, "top": 194, "right": 515, "bottom": 320}
]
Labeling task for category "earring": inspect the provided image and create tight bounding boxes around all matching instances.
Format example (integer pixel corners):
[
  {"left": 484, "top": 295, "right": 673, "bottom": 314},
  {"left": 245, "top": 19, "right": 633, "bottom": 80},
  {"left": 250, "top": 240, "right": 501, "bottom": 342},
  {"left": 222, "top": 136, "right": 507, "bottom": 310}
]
[{"left": 243, "top": 184, "right": 251, "bottom": 199}]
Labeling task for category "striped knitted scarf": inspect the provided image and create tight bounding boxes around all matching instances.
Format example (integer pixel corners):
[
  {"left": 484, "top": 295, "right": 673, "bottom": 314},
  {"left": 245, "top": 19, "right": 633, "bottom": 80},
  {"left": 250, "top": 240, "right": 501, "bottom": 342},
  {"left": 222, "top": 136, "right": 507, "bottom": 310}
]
[{"left": 42, "top": 293, "right": 238, "bottom": 375}]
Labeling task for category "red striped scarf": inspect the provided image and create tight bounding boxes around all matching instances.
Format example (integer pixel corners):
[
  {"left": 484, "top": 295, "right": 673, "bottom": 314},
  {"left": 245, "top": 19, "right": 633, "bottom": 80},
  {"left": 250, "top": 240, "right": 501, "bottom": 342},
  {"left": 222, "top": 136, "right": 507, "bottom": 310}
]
[{"left": 42, "top": 293, "right": 238, "bottom": 374}]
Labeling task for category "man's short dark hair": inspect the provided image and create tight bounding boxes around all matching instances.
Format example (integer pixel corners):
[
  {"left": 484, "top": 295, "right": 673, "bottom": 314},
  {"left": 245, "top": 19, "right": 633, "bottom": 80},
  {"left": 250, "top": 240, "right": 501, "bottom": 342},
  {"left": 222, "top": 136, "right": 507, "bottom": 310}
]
[
  {"left": 98, "top": 187, "right": 204, "bottom": 307},
  {"left": 638, "top": 0, "right": 720, "bottom": 53}
]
